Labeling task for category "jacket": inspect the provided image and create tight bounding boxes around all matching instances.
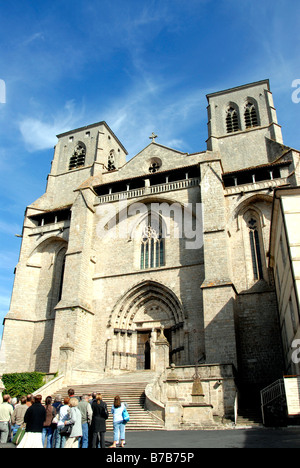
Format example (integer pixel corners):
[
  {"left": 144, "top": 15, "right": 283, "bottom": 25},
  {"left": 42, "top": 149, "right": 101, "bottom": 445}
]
[
  {"left": 78, "top": 400, "right": 92, "bottom": 425},
  {"left": 11, "top": 404, "right": 28, "bottom": 426},
  {"left": 24, "top": 403, "right": 46, "bottom": 433},
  {"left": 65, "top": 407, "right": 82, "bottom": 438},
  {"left": 43, "top": 404, "right": 56, "bottom": 427},
  {"left": 57, "top": 404, "right": 70, "bottom": 428},
  {"left": 91, "top": 401, "right": 108, "bottom": 433}
]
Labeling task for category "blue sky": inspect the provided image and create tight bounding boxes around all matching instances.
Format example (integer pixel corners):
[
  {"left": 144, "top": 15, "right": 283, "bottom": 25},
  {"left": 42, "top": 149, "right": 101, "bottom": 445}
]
[{"left": 1, "top": 0, "right": 300, "bottom": 341}]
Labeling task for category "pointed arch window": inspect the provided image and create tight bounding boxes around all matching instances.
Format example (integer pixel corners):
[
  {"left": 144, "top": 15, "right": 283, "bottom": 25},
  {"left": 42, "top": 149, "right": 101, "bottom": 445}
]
[
  {"left": 226, "top": 107, "right": 240, "bottom": 133},
  {"left": 140, "top": 218, "right": 164, "bottom": 270},
  {"left": 69, "top": 142, "right": 86, "bottom": 170},
  {"left": 108, "top": 150, "right": 116, "bottom": 171},
  {"left": 247, "top": 217, "right": 264, "bottom": 280},
  {"left": 244, "top": 102, "right": 258, "bottom": 128},
  {"left": 57, "top": 253, "right": 66, "bottom": 303}
]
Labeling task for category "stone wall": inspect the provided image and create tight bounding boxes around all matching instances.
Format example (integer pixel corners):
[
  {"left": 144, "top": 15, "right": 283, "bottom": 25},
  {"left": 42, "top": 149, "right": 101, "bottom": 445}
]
[{"left": 145, "top": 364, "right": 237, "bottom": 429}]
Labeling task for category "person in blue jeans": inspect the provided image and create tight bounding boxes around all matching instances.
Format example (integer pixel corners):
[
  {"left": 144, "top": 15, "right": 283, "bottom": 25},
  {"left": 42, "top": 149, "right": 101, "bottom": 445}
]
[
  {"left": 77, "top": 394, "right": 92, "bottom": 448},
  {"left": 55, "top": 397, "right": 70, "bottom": 448},
  {"left": 109, "top": 396, "right": 127, "bottom": 448},
  {"left": 11, "top": 396, "right": 28, "bottom": 438},
  {"left": 42, "top": 396, "right": 56, "bottom": 448}
]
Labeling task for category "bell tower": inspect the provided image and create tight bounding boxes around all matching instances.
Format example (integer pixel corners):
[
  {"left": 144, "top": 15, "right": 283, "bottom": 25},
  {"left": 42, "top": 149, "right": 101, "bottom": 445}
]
[
  {"left": 206, "top": 80, "right": 283, "bottom": 172},
  {"left": 45, "top": 121, "right": 127, "bottom": 208}
]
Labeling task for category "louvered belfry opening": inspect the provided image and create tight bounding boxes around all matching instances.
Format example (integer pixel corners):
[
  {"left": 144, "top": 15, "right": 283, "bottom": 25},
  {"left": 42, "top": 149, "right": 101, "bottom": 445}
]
[
  {"left": 69, "top": 142, "right": 86, "bottom": 170},
  {"left": 226, "top": 107, "right": 240, "bottom": 133},
  {"left": 245, "top": 102, "right": 258, "bottom": 128}
]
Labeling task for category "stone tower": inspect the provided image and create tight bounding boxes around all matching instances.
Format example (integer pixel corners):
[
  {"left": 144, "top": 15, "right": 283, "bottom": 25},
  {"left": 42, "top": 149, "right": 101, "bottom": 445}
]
[
  {"left": 206, "top": 79, "right": 283, "bottom": 171},
  {"left": 0, "top": 122, "right": 127, "bottom": 373}
]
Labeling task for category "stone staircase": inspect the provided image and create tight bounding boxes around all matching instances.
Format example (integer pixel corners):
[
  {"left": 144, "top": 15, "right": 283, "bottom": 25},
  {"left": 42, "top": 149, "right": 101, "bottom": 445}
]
[
  {"left": 52, "top": 371, "right": 165, "bottom": 432},
  {"left": 236, "top": 407, "right": 263, "bottom": 427}
]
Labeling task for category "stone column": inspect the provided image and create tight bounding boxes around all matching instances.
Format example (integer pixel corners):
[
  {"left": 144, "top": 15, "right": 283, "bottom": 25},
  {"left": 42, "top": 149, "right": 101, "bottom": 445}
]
[
  {"left": 105, "top": 338, "right": 112, "bottom": 370},
  {"left": 115, "top": 332, "right": 121, "bottom": 370},
  {"left": 150, "top": 328, "right": 157, "bottom": 371}
]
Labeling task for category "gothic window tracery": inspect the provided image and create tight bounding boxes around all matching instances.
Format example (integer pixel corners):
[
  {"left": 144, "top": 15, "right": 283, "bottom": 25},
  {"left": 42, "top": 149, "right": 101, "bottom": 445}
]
[
  {"left": 244, "top": 102, "right": 258, "bottom": 128},
  {"left": 226, "top": 107, "right": 240, "bottom": 133},
  {"left": 140, "top": 219, "right": 164, "bottom": 270},
  {"left": 247, "top": 217, "right": 264, "bottom": 280},
  {"left": 149, "top": 162, "right": 160, "bottom": 173},
  {"left": 69, "top": 142, "right": 86, "bottom": 170}
]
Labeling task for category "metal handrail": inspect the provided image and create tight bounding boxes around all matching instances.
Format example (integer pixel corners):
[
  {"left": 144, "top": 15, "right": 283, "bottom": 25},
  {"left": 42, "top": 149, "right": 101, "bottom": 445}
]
[
  {"left": 260, "top": 379, "right": 285, "bottom": 425},
  {"left": 261, "top": 379, "right": 285, "bottom": 406}
]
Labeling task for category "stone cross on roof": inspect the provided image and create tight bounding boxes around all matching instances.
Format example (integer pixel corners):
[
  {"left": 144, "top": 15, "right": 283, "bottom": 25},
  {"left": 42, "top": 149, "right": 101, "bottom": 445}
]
[{"left": 149, "top": 132, "right": 158, "bottom": 142}]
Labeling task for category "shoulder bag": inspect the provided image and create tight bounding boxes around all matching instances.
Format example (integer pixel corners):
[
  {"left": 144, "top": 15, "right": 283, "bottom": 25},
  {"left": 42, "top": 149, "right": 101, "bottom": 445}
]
[{"left": 122, "top": 405, "right": 130, "bottom": 424}]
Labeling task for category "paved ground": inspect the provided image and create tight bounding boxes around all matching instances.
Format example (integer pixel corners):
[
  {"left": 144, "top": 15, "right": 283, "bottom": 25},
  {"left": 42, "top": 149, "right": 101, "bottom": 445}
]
[
  {"left": 2, "top": 427, "right": 300, "bottom": 449},
  {"left": 112, "top": 428, "right": 300, "bottom": 448}
]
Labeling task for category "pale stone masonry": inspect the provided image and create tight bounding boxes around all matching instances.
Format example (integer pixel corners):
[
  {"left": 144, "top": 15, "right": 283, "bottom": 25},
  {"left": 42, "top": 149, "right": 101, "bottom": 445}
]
[
  {"left": 1, "top": 79, "right": 300, "bottom": 420},
  {"left": 269, "top": 187, "right": 300, "bottom": 375}
]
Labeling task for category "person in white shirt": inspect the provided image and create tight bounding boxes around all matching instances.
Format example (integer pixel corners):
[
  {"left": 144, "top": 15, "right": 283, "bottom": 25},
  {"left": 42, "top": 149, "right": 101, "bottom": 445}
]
[{"left": 0, "top": 395, "right": 13, "bottom": 444}]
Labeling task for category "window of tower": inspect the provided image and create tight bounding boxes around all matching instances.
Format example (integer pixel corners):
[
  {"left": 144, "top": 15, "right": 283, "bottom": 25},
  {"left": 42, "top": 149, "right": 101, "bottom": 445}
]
[
  {"left": 226, "top": 107, "right": 240, "bottom": 133},
  {"left": 244, "top": 102, "right": 258, "bottom": 128},
  {"left": 108, "top": 150, "right": 116, "bottom": 171},
  {"left": 69, "top": 142, "right": 86, "bottom": 170}
]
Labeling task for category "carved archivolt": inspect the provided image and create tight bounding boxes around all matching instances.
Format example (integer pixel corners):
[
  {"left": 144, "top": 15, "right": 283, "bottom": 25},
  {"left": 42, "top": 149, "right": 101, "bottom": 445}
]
[{"left": 108, "top": 280, "right": 186, "bottom": 330}]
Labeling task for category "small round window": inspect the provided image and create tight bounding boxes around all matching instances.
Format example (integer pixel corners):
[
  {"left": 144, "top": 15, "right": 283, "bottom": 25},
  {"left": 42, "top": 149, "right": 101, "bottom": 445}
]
[{"left": 148, "top": 158, "right": 162, "bottom": 174}]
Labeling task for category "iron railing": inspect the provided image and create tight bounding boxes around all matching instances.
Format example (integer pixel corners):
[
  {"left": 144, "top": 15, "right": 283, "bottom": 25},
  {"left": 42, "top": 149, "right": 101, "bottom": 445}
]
[{"left": 260, "top": 379, "right": 285, "bottom": 425}]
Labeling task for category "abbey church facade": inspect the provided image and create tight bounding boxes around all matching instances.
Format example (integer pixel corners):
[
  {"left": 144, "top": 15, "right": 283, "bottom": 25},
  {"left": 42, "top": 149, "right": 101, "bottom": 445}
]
[{"left": 1, "top": 80, "right": 300, "bottom": 419}]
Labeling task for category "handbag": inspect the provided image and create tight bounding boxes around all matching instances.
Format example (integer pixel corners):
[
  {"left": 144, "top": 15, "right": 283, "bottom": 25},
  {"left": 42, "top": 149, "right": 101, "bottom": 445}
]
[
  {"left": 122, "top": 406, "right": 130, "bottom": 424},
  {"left": 12, "top": 424, "right": 26, "bottom": 445},
  {"left": 52, "top": 415, "right": 59, "bottom": 424},
  {"left": 52, "top": 407, "right": 59, "bottom": 424},
  {"left": 102, "top": 403, "right": 109, "bottom": 420},
  {"left": 60, "top": 407, "right": 74, "bottom": 436},
  {"left": 60, "top": 423, "right": 73, "bottom": 436}
]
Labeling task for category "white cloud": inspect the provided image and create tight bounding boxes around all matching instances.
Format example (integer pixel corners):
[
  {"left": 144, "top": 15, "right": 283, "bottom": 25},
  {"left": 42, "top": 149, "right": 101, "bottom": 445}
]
[
  {"left": 19, "top": 118, "right": 58, "bottom": 151},
  {"left": 22, "top": 32, "right": 45, "bottom": 47},
  {"left": 166, "top": 139, "right": 186, "bottom": 151},
  {"left": 18, "top": 100, "right": 85, "bottom": 151},
  {"left": 17, "top": 72, "right": 210, "bottom": 160},
  {"left": 101, "top": 79, "right": 209, "bottom": 157}
]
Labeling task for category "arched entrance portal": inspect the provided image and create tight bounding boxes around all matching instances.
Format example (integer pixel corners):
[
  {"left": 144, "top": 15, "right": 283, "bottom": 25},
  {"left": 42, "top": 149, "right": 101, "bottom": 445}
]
[
  {"left": 137, "top": 331, "right": 151, "bottom": 370},
  {"left": 106, "top": 281, "right": 187, "bottom": 372},
  {"left": 136, "top": 328, "right": 173, "bottom": 370}
]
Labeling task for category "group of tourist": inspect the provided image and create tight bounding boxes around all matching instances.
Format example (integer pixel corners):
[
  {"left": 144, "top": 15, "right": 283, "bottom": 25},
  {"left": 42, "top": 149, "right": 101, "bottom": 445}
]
[{"left": 0, "top": 389, "right": 128, "bottom": 448}]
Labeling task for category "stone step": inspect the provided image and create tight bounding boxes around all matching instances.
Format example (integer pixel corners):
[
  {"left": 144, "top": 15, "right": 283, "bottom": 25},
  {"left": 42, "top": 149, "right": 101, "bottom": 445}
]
[
  {"left": 52, "top": 378, "right": 164, "bottom": 431},
  {"left": 236, "top": 408, "right": 263, "bottom": 426}
]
